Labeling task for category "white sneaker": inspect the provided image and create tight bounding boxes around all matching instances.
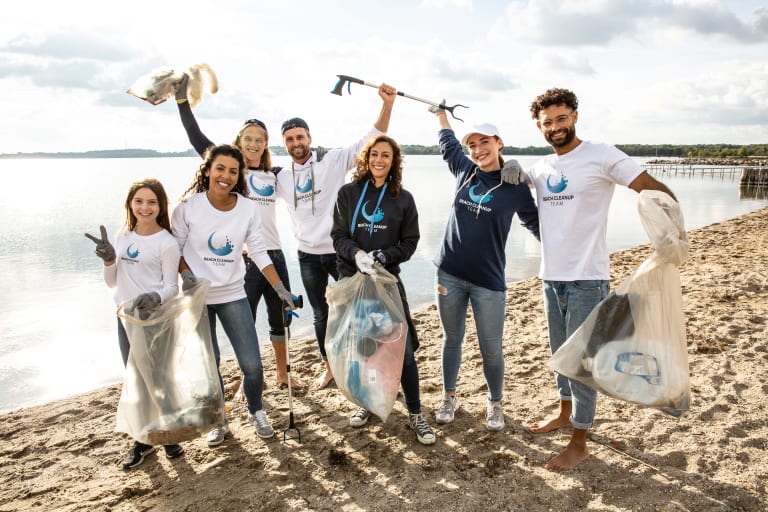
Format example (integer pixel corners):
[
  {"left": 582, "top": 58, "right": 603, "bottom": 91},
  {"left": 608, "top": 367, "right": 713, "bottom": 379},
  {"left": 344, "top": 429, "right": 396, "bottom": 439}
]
[
  {"left": 435, "top": 394, "right": 459, "bottom": 424},
  {"left": 249, "top": 410, "right": 275, "bottom": 439},
  {"left": 349, "top": 407, "right": 372, "bottom": 427},
  {"left": 206, "top": 425, "right": 229, "bottom": 447},
  {"left": 486, "top": 399, "right": 505, "bottom": 432},
  {"left": 409, "top": 412, "right": 436, "bottom": 445}
]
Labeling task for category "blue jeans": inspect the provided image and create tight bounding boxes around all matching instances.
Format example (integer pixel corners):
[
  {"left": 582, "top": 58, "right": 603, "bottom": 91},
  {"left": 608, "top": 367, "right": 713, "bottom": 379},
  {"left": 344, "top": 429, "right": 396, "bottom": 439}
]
[
  {"left": 207, "top": 298, "right": 265, "bottom": 414},
  {"left": 436, "top": 268, "right": 506, "bottom": 401},
  {"left": 543, "top": 279, "right": 609, "bottom": 430},
  {"left": 298, "top": 250, "right": 339, "bottom": 359},
  {"left": 401, "top": 329, "right": 422, "bottom": 414},
  {"left": 244, "top": 249, "right": 291, "bottom": 342}
]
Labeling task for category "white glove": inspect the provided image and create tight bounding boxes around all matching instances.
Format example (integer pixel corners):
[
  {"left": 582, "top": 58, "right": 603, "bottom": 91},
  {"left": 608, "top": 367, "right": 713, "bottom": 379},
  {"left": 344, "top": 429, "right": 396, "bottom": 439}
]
[
  {"left": 273, "top": 281, "right": 297, "bottom": 310},
  {"left": 355, "top": 251, "right": 376, "bottom": 275},
  {"left": 501, "top": 159, "right": 523, "bottom": 186}
]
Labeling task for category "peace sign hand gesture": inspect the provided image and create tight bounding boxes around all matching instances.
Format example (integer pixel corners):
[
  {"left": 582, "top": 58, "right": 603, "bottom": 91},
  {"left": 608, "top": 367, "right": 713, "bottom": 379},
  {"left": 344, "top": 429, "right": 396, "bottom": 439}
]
[{"left": 84, "top": 225, "right": 116, "bottom": 264}]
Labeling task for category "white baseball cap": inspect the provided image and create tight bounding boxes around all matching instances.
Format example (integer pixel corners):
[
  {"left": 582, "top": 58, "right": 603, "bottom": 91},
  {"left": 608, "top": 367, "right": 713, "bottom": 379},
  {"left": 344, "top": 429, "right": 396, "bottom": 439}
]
[{"left": 461, "top": 123, "right": 501, "bottom": 145}]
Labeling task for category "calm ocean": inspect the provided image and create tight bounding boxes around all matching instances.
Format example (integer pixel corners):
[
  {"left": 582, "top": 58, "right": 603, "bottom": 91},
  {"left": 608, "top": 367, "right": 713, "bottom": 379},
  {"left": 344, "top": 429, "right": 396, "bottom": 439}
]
[{"left": 0, "top": 154, "right": 765, "bottom": 413}]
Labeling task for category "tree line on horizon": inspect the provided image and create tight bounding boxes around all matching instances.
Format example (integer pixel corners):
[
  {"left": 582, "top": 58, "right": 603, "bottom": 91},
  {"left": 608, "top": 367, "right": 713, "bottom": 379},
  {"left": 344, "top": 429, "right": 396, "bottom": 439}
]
[{"left": 1, "top": 143, "right": 765, "bottom": 159}]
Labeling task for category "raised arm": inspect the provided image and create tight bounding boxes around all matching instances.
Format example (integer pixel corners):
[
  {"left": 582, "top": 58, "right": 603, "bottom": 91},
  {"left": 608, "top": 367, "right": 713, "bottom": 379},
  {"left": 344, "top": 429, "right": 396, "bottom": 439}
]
[
  {"left": 175, "top": 74, "right": 214, "bottom": 157},
  {"left": 373, "top": 82, "right": 397, "bottom": 133}
]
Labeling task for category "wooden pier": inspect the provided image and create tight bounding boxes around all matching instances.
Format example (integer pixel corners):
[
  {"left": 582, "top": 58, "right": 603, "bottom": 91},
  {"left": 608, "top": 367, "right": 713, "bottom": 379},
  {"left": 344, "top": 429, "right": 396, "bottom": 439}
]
[{"left": 643, "top": 164, "right": 768, "bottom": 200}]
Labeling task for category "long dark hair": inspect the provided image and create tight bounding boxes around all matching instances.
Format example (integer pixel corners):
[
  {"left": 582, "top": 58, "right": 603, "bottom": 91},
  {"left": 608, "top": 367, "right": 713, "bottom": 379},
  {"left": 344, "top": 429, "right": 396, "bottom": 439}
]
[
  {"left": 124, "top": 178, "right": 172, "bottom": 233},
  {"left": 181, "top": 144, "right": 248, "bottom": 200},
  {"left": 352, "top": 134, "right": 403, "bottom": 197}
]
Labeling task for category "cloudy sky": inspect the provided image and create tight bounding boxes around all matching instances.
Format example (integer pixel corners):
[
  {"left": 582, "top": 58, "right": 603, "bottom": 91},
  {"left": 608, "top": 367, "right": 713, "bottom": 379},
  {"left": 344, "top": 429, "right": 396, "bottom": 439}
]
[{"left": 1, "top": 0, "right": 766, "bottom": 153}]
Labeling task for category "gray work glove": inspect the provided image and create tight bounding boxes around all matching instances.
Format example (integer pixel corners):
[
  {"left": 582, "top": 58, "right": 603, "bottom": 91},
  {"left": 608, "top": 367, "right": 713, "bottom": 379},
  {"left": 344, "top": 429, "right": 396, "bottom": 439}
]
[
  {"left": 84, "top": 225, "right": 116, "bottom": 263},
  {"left": 501, "top": 159, "right": 523, "bottom": 186},
  {"left": 273, "top": 281, "right": 296, "bottom": 310},
  {"left": 355, "top": 251, "right": 376, "bottom": 275},
  {"left": 131, "top": 292, "right": 161, "bottom": 320},
  {"left": 175, "top": 73, "right": 189, "bottom": 103},
  {"left": 428, "top": 99, "right": 446, "bottom": 115},
  {"left": 181, "top": 270, "right": 198, "bottom": 292}
]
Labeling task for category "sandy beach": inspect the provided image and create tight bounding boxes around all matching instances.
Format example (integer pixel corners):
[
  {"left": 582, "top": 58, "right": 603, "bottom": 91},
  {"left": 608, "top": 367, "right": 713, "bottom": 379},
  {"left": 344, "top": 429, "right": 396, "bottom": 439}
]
[{"left": 1, "top": 206, "right": 766, "bottom": 512}]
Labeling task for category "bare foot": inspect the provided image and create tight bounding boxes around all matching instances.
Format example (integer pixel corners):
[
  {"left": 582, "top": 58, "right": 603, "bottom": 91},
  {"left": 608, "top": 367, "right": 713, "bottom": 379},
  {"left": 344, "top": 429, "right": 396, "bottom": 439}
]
[
  {"left": 528, "top": 414, "right": 571, "bottom": 433},
  {"left": 313, "top": 369, "right": 334, "bottom": 390},
  {"left": 277, "top": 375, "right": 306, "bottom": 390},
  {"left": 545, "top": 442, "right": 590, "bottom": 471},
  {"left": 232, "top": 377, "right": 246, "bottom": 402}
]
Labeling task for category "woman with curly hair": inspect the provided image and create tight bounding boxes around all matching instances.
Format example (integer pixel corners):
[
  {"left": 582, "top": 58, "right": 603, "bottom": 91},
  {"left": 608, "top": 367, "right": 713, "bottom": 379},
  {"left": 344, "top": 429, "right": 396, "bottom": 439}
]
[
  {"left": 330, "top": 134, "right": 435, "bottom": 445},
  {"left": 172, "top": 144, "right": 296, "bottom": 447}
]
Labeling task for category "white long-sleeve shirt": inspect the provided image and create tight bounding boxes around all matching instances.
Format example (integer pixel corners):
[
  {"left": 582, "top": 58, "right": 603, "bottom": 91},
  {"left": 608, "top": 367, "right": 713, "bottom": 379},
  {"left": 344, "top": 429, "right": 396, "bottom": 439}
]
[
  {"left": 171, "top": 192, "right": 272, "bottom": 305},
  {"left": 275, "top": 126, "right": 382, "bottom": 254},
  {"left": 103, "top": 229, "right": 180, "bottom": 306}
]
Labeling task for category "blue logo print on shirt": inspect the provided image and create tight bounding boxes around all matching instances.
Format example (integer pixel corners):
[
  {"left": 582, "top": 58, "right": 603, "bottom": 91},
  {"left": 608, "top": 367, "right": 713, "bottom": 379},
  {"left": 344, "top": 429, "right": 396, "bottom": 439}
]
[
  {"left": 207, "top": 232, "right": 234, "bottom": 256},
  {"left": 546, "top": 173, "right": 568, "bottom": 193},
  {"left": 126, "top": 244, "right": 139, "bottom": 258},
  {"left": 249, "top": 175, "right": 274, "bottom": 197},
  {"left": 296, "top": 175, "right": 313, "bottom": 193},
  {"left": 468, "top": 184, "right": 493, "bottom": 204},
  {"left": 361, "top": 201, "right": 385, "bottom": 223}
]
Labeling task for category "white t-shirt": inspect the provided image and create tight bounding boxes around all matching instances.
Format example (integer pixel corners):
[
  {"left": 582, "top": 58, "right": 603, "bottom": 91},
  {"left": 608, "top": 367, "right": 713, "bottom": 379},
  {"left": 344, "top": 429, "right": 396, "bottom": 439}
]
[
  {"left": 171, "top": 192, "right": 272, "bottom": 305},
  {"left": 245, "top": 169, "right": 280, "bottom": 250},
  {"left": 525, "top": 141, "right": 644, "bottom": 281},
  {"left": 275, "top": 127, "right": 382, "bottom": 254},
  {"left": 103, "top": 229, "right": 180, "bottom": 306}
]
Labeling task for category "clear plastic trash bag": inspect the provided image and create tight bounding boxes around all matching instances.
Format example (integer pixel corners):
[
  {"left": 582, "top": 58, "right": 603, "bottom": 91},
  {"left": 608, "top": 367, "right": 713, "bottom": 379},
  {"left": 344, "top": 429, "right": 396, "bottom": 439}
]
[
  {"left": 326, "top": 269, "right": 408, "bottom": 422},
  {"left": 115, "top": 279, "right": 226, "bottom": 445},
  {"left": 549, "top": 190, "right": 691, "bottom": 416}
]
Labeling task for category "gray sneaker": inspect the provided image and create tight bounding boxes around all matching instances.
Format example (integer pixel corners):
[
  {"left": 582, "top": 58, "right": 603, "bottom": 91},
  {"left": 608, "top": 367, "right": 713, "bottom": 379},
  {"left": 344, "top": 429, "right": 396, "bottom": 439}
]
[
  {"left": 435, "top": 394, "right": 459, "bottom": 424},
  {"left": 249, "top": 410, "right": 275, "bottom": 439},
  {"left": 349, "top": 407, "right": 372, "bottom": 427},
  {"left": 408, "top": 412, "right": 436, "bottom": 445},
  {"left": 486, "top": 399, "right": 505, "bottom": 432},
  {"left": 206, "top": 425, "right": 229, "bottom": 447}
]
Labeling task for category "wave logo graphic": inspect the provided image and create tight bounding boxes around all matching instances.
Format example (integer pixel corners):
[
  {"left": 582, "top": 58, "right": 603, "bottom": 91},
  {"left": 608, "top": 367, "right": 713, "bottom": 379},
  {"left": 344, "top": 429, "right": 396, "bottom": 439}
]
[
  {"left": 468, "top": 184, "right": 493, "bottom": 204},
  {"left": 296, "top": 175, "right": 313, "bottom": 193},
  {"left": 207, "top": 232, "right": 234, "bottom": 256},
  {"left": 126, "top": 244, "right": 140, "bottom": 258},
  {"left": 361, "top": 201, "right": 385, "bottom": 223},
  {"left": 249, "top": 175, "right": 274, "bottom": 197},
  {"left": 546, "top": 173, "right": 568, "bottom": 193}
]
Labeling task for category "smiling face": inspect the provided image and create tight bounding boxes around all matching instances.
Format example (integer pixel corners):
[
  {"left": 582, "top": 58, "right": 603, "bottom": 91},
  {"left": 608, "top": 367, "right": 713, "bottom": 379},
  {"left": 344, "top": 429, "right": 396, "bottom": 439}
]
[
  {"left": 238, "top": 124, "right": 268, "bottom": 168},
  {"left": 537, "top": 104, "right": 579, "bottom": 154},
  {"left": 282, "top": 127, "right": 312, "bottom": 164},
  {"left": 368, "top": 141, "right": 394, "bottom": 186},
  {"left": 204, "top": 154, "right": 242, "bottom": 199},
  {"left": 129, "top": 187, "right": 160, "bottom": 231},
  {"left": 466, "top": 134, "right": 504, "bottom": 171}
]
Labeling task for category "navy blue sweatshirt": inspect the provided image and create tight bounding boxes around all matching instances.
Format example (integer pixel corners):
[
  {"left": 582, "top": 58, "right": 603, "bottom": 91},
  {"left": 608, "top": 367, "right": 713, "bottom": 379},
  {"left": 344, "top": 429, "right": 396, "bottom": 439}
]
[{"left": 435, "top": 128, "right": 540, "bottom": 291}]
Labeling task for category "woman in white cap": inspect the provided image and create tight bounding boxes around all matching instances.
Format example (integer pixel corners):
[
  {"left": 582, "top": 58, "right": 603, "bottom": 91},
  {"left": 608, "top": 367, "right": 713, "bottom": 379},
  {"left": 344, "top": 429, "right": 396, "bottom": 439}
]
[{"left": 428, "top": 107, "right": 540, "bottom": 432}]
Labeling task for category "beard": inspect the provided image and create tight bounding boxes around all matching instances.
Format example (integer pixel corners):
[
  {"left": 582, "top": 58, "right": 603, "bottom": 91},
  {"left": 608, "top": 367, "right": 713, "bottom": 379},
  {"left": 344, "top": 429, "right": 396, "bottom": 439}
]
[
  {"left": 290, "top": 144, "right": 311, "bottom": 162},
  {"left": 546, "top": 125, "right": 576, "bottom": 148}
]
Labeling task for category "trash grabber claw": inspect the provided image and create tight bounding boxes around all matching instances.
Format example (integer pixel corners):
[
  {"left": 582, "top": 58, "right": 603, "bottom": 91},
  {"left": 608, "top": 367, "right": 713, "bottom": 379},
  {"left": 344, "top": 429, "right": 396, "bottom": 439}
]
[
  {"left": 331, "top": 74, "right": 469, "bottom": 122},
  {"left": 283, "top": 295, "right": 303, "bottom": 444}
]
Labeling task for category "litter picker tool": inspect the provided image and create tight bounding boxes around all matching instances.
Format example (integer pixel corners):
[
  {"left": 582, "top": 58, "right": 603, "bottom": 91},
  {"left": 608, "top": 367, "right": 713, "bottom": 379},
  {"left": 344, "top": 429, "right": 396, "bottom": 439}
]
[
  {"left": 331, "top": 74, "right": 469, "bottom": 122},
  {"left": 282, "top": 295, "right": 303, "bottom": 444}
]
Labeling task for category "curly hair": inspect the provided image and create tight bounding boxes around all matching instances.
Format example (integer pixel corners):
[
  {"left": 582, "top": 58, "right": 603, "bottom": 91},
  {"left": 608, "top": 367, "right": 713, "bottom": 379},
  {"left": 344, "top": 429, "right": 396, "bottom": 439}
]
[
  {"left": 530, "top": 88, "right": 579, "bottom": 120},
  {"left": 352, "top": 134, "right": 403, "bottom": 197},
  {"left": 181, "top": 144, "right": 248, "bottom": 200},
  {"left": 124, "top": 178, "right": 172, "bottom": 233},
  {"left": 232, "top": 119, "right": 273, "bottom": 170}
]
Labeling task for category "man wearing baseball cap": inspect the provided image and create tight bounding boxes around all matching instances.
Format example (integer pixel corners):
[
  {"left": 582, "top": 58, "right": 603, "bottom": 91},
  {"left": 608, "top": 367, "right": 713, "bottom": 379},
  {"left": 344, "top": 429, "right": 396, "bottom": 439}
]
[{"left": 276, "top": 83, "right": 397, "bottom": 389}]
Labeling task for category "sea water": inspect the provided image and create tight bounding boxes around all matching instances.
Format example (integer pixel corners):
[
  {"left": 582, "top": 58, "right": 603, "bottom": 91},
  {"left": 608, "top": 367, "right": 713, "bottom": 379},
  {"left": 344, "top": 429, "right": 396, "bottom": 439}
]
[{"left": 0, "top": 155, "right": 765, "bottom": 413}]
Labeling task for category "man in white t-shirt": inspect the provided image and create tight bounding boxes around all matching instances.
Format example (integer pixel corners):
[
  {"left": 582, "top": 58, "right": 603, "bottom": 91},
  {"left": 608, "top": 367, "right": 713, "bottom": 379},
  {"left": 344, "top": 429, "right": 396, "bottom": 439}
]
[
  {"left": 523, "top": 88, "right": 676, "bottom": 471},
  {"left": 276, "top": 83, "right": 397, "bottom": 389}
]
